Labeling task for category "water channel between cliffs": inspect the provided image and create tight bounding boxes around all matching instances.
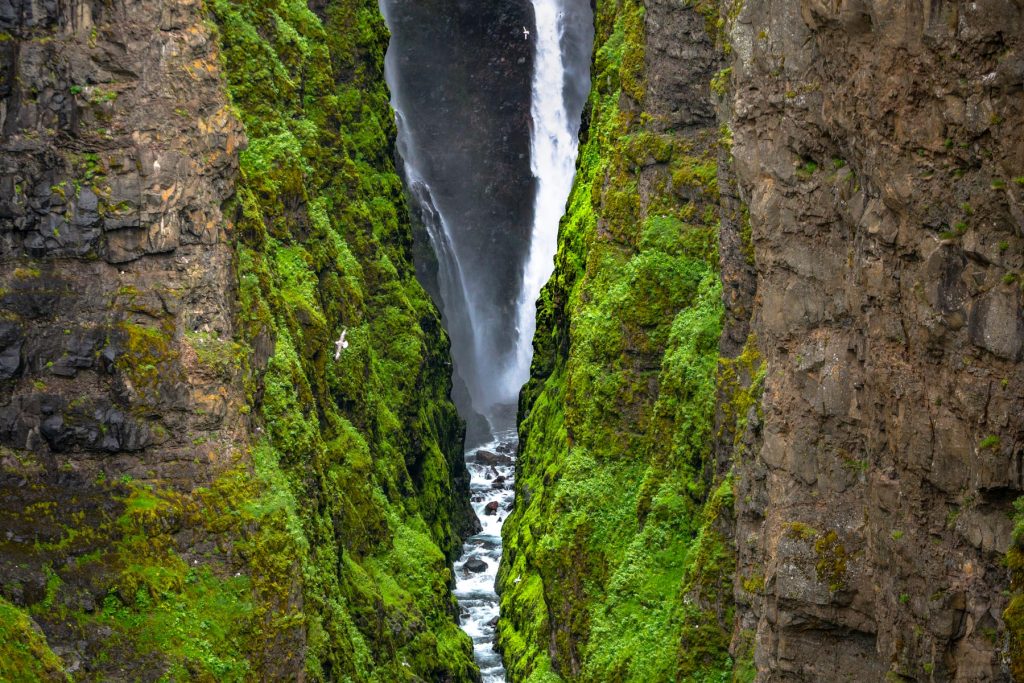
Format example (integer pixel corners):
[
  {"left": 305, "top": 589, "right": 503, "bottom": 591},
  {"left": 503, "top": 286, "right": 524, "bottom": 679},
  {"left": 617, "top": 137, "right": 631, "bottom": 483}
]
[{"left": 379, "top": 0, "right": 592, "bottom": 677}]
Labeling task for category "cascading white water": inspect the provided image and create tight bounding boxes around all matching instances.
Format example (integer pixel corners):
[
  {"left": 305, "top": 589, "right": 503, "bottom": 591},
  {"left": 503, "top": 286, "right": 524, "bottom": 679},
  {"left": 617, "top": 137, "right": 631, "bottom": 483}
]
[
  {"left": 450, "top": 4, "right": 590, "bottom": 682},
  {"left": 379, "top": 0, "right": 591, "bottom": 677},
  {"left": 506, "top": 0, "right": 585, "bottom": 395}
]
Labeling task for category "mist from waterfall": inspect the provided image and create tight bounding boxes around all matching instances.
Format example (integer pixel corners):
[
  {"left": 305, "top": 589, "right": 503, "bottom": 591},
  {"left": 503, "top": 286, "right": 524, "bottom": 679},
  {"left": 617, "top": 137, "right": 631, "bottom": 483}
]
[
  {"left": 379, "top": 0, "right": 591, "bottom": 442},
  {"left": 509, "top": 0, "right": 593, "bottom": 398}
]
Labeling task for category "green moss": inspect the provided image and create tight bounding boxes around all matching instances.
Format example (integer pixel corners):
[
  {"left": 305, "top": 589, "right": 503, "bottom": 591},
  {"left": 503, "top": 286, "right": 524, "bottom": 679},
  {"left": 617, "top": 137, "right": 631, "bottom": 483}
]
[
  {"left": 619, "top": 0, "right": 647, "bottom": 103},
  {"left": 718, "top": 334, "right": 764, "bottom": 456},
  {"left": 784, "top": 521, "right": 819, "bottom": 541},
  {"left": 796, "top": 159, "right": 818, "bottom": 180},
  {"left": 711, "top": 67, "right": 732, "bottom": 97},
  {"left": 813, "top": 531, "right": 848, "bottom": 593},
  {"left": 1007, "top": 498, "right": 1024, "bottom": 678},
  {"left": 731, "top": 628, "right": 756, "bottom": 683},
  {"left": 0, "top": 598, "right": 68, "bottom": 682},
  {"left": 741, "top": 574, "right": 764, "bottom": 594},
  {"left": 113, "top": 321, "right": 178, "bottom": 395},
  {"left": 13, "top": 266, "right": 42, "bottom": 279},
  {"left": 497, "top": 0, "right": 736, "bottom": 679},
  {"left": 204, "top": 0, "right": 476, "bottom": 677},
  {"left": 979, "top": 434, "right": 1001, "bottom": 451}
]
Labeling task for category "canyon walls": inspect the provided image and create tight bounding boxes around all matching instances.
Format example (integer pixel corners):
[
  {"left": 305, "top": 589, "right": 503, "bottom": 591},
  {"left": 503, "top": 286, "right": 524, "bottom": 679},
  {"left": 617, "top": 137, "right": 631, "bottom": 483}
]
[
  {"left": 726, "top": 2, "right": 1024, "bottom": 680},
  {"left": 497, "top": 0, "right": 733, "bottom": 678},
  {"left": 0, "top": 0, "right": 478, "bottom": 679},
  {"left": 2, "top": 0, "right": 1023, "bottom": 680},
  {"left": 502, "top": 0, "right": 1024, "bottom": 681}
]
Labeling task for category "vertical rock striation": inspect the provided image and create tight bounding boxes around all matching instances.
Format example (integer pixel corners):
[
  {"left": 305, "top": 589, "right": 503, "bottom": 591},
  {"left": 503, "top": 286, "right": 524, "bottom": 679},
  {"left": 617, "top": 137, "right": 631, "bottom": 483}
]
[
  {"left": 724, "top": 2, "right": 1024, "bottom": 680},
  {"left": 1, "top": 0, "right": 251, "bottom": 674},
  {"left": 0, "top": 0, "right": 479, "bottom": 678}
]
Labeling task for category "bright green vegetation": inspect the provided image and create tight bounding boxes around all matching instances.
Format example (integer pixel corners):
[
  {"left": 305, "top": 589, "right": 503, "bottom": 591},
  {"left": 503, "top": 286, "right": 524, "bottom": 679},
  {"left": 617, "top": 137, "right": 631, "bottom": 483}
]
[
  {"left": 2, "top": 0, "right": 475, "bottom": 679},
  {"left": 496, "top": 0, "right": 739, "bottom": 680},
  {"left": 203, "top": 0, "right": 476, "bottom": 677},
  {"left": 1006, "top": 498, "right": 1024, "bottom": 681},
  {"left": 0, "top": 598, "right": 68, "bottom": 682}
]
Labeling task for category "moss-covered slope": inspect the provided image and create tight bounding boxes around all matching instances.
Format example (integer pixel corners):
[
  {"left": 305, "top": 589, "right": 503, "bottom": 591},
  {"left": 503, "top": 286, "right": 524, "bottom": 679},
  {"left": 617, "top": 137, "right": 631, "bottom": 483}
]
[
  {"left": 0, "top": 0, "right": 476, "bottom": 678},
  {"left": 203, "top": 0, "right": 478, "bottom": 678},
  {"left": 0, "top": 598, "right": 68, "bottom": 682},
  {"left": 496, "top": 0, "right": 741, "bottom": 680}
]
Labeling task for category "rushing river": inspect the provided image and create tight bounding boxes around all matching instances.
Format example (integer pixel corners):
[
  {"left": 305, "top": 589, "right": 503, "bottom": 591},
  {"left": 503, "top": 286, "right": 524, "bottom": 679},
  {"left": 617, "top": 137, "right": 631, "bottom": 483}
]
[
  {"left": 379, "top": 0, "right": 591, "bottom": 676},
  {"left": 453, "top": 430, "right": 518, "bottom": 681}
]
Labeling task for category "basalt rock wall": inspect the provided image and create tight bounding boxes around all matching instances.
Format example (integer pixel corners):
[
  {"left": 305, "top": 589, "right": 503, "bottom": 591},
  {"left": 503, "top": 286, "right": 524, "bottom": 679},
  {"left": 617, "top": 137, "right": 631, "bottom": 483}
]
[
  {"left": 501, "top": 0, "right": 1024, "bottom": 681},
  {"left": 725, "top": 2, "right": 1024, "bottom": 680},
  {"left": 0, "top": 0, "right": 479, "bottom": 679}
]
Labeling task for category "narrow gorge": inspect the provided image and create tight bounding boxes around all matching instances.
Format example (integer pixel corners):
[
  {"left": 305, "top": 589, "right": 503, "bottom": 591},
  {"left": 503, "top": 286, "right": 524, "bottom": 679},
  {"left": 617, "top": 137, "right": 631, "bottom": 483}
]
[{"left": 1, "top": 1, "right": 1022, "bottom": 683}]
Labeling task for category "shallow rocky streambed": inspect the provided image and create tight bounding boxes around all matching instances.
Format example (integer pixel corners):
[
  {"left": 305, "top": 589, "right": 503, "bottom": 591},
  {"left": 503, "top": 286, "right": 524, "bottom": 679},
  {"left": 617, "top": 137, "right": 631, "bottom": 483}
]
[{"left": 454, "top": 430, "right": 517, "bottom": 682}]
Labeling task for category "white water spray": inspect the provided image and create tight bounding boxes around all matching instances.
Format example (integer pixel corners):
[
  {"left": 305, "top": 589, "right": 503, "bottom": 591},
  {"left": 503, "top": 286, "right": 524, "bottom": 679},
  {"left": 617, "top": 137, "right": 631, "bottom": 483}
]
[{"left": 506, "top": 0, "right": 585, "bottom": 394}]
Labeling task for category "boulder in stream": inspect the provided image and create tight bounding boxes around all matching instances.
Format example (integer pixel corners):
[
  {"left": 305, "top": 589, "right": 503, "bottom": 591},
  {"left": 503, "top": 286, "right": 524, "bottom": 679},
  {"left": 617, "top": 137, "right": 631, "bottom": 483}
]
[
  {"left": 474, "top": 449, "right": 513, "bottom": 467},
  {"left": 464, "top": 557, "right": 488, "bottom": 573}
]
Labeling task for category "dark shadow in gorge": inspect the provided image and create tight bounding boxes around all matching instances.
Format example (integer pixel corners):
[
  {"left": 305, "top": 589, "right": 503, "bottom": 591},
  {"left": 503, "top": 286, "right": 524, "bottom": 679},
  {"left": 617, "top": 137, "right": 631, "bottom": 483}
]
[{"left": 381, "top": 0, "right": 537, "bottom": 446}]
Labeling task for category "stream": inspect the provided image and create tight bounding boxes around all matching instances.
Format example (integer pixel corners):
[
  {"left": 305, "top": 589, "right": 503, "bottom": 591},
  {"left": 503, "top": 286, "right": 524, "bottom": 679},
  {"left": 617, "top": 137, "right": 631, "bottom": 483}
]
[
  {"left": 379, "top": 0, "right": 592, "bottom": 676},
  {"left": 453, "top": 430, "right": 518, "bottom": 682}
]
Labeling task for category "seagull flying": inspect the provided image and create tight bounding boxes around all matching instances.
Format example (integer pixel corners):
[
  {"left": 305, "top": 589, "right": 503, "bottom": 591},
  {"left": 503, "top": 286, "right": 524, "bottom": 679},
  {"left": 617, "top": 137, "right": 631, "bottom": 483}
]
[
  {"left": 334, "top": 327, "right": 349, "bottom": 360},
  {"left": 522, "top": 26, "right": 530, "bottom": 40}
]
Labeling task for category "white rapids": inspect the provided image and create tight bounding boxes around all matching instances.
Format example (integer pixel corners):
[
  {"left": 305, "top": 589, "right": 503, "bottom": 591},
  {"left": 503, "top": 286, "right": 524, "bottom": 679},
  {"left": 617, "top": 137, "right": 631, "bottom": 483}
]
[
  {"left": 453, "top": 430, "right": 518, "bottom": 682},
  {"left": 452, "top": 0, "right": 590, "bottom": 678}
]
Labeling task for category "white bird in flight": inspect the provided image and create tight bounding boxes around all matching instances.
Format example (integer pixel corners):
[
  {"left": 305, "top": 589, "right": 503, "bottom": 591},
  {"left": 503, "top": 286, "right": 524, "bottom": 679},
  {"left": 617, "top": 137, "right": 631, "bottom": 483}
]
[
  {"left": 522, "top": 26, "right": 530, "bottom": 40},
  {"left": 334, "top": 327, "right": 349, "bottom": 360}
]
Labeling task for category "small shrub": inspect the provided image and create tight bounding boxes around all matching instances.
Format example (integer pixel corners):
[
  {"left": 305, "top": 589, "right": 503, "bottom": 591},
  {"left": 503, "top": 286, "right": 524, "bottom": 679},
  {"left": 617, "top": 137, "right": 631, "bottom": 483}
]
[
  {"left": 979, "top": 435, "right": 1001, "bottom": 451},
  {"left": 796, "top": 160, "right": 818, "bottom": 179}
]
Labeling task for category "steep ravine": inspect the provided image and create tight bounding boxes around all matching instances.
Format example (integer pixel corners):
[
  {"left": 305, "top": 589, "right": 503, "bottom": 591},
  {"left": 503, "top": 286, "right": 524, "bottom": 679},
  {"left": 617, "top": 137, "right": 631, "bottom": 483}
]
[
  {"left": 2, "top": 0, "right": 1023, "bottom": 681},
  {"left": 1, "top": 0, "right": 478, "bottom": 679},
  {"left": 501, "top": 1, "right": 1023, "bottom": 682},
  {"left": 381, "top": 0, "right": 591, "bottom": 678}
]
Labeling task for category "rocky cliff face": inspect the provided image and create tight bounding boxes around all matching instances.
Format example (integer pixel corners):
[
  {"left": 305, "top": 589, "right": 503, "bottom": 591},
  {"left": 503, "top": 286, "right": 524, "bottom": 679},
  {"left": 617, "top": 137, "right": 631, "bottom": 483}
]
[
  {"left": 497, "top": 0, "right": 734, "bottom": 678},
  {"left": 0, "top": 0, "right": 478, "bottom": 679},
  {"left": 725, "top": 2, "right": 1024, "bottom": 680},
  {"left": 1, "top": 0, "right": 252, "bottom": 675},
  {"left": 502, "top": 0, "right": 1023, "bottom": 681},
  {"left": 4, "top": 0, "right": 1022, "bottom": 679}
]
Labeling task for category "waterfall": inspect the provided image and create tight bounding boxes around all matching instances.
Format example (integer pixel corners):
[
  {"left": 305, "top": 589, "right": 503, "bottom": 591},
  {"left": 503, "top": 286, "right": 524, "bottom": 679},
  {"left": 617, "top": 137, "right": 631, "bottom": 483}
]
[
  {"left": 379, "top": 0, "right": 591, "bottom": 677},
  {"left": 507, "top": 0, "right": 591, "bottom": 396}
]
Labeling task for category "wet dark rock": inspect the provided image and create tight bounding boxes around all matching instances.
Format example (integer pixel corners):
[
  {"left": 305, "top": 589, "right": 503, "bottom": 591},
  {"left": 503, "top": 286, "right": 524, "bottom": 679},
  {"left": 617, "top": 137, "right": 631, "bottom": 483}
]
[
  {"left": 483, "top": 501, "right": 499, "bottom": 515},
  {"left": 464, "top": 557, "right": 488, "bottom": 573},
  {"left": 0, "top": 321, "right": 23, "bottom": 379},
  {"left": 472, "top": 449, "right": 514, "bottom": 467},
  {"left": 494, "top": 441, "right": 516, "bottom": 456}
]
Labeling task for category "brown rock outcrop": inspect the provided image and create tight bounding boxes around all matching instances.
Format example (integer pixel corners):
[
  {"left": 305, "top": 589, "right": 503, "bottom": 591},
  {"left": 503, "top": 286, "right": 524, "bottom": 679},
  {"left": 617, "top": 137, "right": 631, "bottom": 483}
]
[
  {"left": 1, "top": 0, "right": 252, "bottom": 674},
  {"left": 724, "top": 2, "right": 1024, "bottom": 680}
]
